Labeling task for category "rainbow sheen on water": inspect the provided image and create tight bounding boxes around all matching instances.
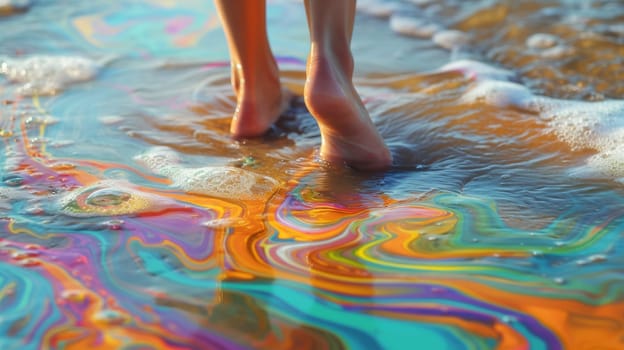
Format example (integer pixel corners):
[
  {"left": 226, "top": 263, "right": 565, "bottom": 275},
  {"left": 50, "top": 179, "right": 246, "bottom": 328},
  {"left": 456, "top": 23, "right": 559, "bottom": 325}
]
[{"left": 1, "top": 0, "right": 623, "bottom": 349}]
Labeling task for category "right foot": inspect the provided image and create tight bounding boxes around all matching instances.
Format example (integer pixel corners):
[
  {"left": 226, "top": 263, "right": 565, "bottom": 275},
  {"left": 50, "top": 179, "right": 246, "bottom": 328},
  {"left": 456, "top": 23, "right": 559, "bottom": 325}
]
[{"left": 304, "top": 54, "right": 392, "bottom": 171}]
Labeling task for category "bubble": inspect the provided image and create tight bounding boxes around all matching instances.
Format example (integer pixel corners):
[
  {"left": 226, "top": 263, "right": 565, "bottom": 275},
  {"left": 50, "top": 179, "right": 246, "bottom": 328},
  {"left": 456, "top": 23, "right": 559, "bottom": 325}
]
[
  {"left": 60, "top": 289, "right": 89, "bottom": 303},
  {"left": 59, "top": 180, "right": 170, "bottom": 217},
  {"left": 86, "top": 189, "right": 132, "bottom": 207},
  {"left": 11, "top": 250, "right": 40, "bottom": 260},
  {"left": 17, "top": 258, "right": 40, "bottom": 267},
  {"left": 526, "top": 33, "right": 560, "bottom": 49},
  {"left": 24, "top": 116, "right": 59, "bottom": 127},
  {"left": 501, "top": 315, "right": 518, "bottom": 324},
  {"left": 432, "top": 30, "right": 469, "bottom": 50},
  {"left": 98, "top": 115, "right": 124, "bottom": 125},
  {"left": 461, "top": 80, "right": 534, "bottom": 109},
  {"left": 171, "top": 166, "right": 280, "bottom": 201},
  {"left": 201, "top": 217, "right": 250, "bottom": 229},
  {"left": 540, "top": 99, "right": 624, "bottom": 179},
  {"left": 100, "top": 219, "right": 125, "bottom": 230},
  {"left": 92, "top": 309, "right": 128, "bottom": 326},
  {"left": 356, "top": 0, "right": 400, "bottom": 18},
  {"left": 3, "top": 174, "right": 24, "bottom": 186},
  {"left": 134, "top": 146, "right": 180, "bottom": 177},
  {"left": 136, "top": 147, "right": 280, "bottom": 201},
  {"left": 576, "top": 254, "right": 607, "bottom": 266},
  {"left": 437, "top": 60, "right": 516, "bottom": 81},
  {"left": 0, "top": 55, "right": 98, "bottom": 95},
  {"left": 553, "top": 277, "right": 566, "bottom": 285},
  {"left": 389, "top": 15, "right": 442, "bottom": 38}
]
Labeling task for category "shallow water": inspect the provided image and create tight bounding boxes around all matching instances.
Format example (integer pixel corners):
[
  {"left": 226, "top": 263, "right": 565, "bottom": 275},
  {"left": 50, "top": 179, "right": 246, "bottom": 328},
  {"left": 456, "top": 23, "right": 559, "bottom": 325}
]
[{"left": 1, "top": 0, "right": 623, "bottom": 349}]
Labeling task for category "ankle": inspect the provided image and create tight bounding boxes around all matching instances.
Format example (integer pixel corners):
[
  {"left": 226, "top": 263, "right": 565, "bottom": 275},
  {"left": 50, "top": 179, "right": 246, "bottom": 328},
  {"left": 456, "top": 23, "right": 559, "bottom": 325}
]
[
  {"left": 231, "top": 59, "right": 281, "bottom": 97},
  {"left": 308, "top": 47, "right": 354, "bottom": 77}
]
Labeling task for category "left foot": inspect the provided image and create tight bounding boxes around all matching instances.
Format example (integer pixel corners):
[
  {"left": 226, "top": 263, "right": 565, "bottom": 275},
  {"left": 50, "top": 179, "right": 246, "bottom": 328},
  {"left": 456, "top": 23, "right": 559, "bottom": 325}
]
[{"left": 229, "top": 61, "right": 290, "bottom": 138}]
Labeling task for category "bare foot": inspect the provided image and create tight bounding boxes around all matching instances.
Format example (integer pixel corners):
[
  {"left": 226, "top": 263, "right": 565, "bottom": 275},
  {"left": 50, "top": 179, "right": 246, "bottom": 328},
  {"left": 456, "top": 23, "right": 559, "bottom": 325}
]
[
  {"left": 304, "top": 54, "right": 392, "bottom": 171},
  {"left": 229, "top": 63, "right": 291, "bottom": 138}
]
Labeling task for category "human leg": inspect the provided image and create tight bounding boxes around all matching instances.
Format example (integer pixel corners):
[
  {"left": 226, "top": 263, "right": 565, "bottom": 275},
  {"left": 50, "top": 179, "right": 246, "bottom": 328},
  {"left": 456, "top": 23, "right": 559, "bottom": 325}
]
[
  {"left": 303, "top": 0, "right": 392, "bottom": 171},
  {"left": 214, "top": 0, "right": 288, "bottom": 137}
]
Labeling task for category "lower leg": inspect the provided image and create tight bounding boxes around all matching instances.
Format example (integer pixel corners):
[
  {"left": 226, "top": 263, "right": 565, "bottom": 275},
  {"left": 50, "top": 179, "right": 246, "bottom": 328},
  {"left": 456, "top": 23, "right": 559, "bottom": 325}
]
[
  {"left": 214, "top": 0, "right": 288, "bottom": 137},
  {"left": 304, "top": 0, "right": 392, "bottom": 171}
]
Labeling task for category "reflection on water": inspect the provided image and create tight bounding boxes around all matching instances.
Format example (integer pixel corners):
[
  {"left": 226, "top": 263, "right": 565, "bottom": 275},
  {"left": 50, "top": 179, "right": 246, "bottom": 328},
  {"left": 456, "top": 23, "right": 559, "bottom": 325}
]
[{"left": 1, "top": 0, "right": 623, "bottom": 349}]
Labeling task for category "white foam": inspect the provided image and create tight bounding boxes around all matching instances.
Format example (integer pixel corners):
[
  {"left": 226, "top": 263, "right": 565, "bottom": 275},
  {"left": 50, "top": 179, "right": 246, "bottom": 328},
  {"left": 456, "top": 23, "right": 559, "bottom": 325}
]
[
  {"left": 170, "top": 166, "right": 279, "bottom": 201},
  {"left": 98, "top": 115, "right": 124, "bottom": 125},
  {"left": 525, "top": 33, "right": 560, "bottom": 49},
  {"left": 135, "top": 147, "right": 280, "bottom": 201},
  {"left": 134, "top": 146, "right": 180, "bottom": 177},
  {"left": 432, "top": 30, "right": 469, "bottom": 50},
  {"left": 0, "top": 55, "right": 97, "bottom": 95},
  {"left": 541, "top": 100, "right": 624, "bottom": 180},
  {"left": 460, "top": 80, "right": 535, "bottom": 109},
  {"left": 356, "top": 0, "right": 400, "bottom": 18},
  {"left": 438, "top": 59, "right": 516, "bottom": 81},
  {"left": 389, "top": 15, "right": 442, "bottom": 38},
  {"left": 450, "top": 60, "right": 624, "bottom": 180}
]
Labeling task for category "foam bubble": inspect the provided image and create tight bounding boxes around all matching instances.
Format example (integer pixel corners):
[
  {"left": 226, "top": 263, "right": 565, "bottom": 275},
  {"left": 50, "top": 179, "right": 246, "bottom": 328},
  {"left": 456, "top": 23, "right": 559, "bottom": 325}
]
[
  {"left": 581, "top": 147, "right": 624, "bottom": 183},
  {"left": 169, "top": 166, "right": 279, "bottom": 201},
  {"left": 525, "top": 33, "right": 560, "bottom": 49},
  {"left": 460, "top": 80, "right": 534, "bottom": 109},
  {"left": 136, "top": 147, "right": 280, "bottom": 201},
  {"left": 542, "top": 100, "right": 624, "bottom": 151},
  {"left": 0, "top": 55, "right": 98, "bottom": 95},
  {"left": 356, "top": 0, "right": 400, "bottom": 18},
  {"left": 98, "top": 115, "right": 124, "bottom": 125},
  {"left": 437, "top": 59, "right": 516, "bottom": 81},
  {"left": 432, "top": 30, "right": 469, "bottom": 50},
  {"left": 389, "top": 15, "right": 442, "bottom": 38},
  {"left": 541, "top": 99, "right": 624, "bottom": 179},
  {"left": 58, "top": 180, "right": 170, "bottom": 217},
  {"left": 134, "top": 146, "right": 180, "bottom": 177}
]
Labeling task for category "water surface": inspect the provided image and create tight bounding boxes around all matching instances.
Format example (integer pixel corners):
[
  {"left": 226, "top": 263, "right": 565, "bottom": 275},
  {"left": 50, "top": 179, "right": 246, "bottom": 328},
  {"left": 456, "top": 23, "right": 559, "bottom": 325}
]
[{"left": 1, "top": 0, "right": 623, "bottom": 349}]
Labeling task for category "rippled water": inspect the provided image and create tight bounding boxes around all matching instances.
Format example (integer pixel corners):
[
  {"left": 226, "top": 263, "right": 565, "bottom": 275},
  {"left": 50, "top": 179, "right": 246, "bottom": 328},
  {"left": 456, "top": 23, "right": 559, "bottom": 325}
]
[{"left": 1, "top": 0, "right": 623, "bottom": 349}]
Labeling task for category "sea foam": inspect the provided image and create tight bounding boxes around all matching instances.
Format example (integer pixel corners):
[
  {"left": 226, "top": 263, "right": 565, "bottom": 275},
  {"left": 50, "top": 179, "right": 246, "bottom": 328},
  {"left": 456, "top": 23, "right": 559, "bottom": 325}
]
[
  {"left": 135, "top": 147, "right": 280, "bottom": 201},
  {"left": 0, "top": 55, "right": 98, "bottom": 95},
  {"left": 443, "top": 59, "right": 624, "bottom": 181}
]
